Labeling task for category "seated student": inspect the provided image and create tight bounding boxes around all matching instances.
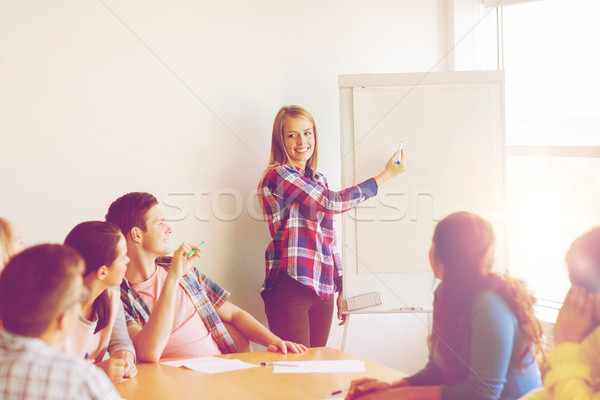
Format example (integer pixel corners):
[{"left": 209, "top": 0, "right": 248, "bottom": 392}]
[
  {"left": 346, "top": 211, "right": 543, "bottom": 400},
  {"left": 105, "top": 192, "right": 307, "bottom": 362},
  {"left": 0, "top": 217, "right": 24, "bottom": 330},
  {"left": 0, "top": 217, "right": 23, "bottom": 271},
  {"left": 0, "top": 244, "right": 123, "bottom": 400},
  {"left": 62, "top": 221, "right": 137, "bottom": 383},
  {"left": 520, "top": 227, "right": 600, "bottom": 400}
]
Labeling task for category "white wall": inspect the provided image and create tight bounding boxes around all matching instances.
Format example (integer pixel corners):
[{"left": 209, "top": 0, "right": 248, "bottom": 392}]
[{"left": 0, "top": 0, "right": 454, "bottom": 373}]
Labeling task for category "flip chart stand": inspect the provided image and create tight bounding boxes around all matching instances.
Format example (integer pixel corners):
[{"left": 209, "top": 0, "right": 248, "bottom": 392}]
[{"left": 340, "top": 308, "right": 433, "bottom": 352}]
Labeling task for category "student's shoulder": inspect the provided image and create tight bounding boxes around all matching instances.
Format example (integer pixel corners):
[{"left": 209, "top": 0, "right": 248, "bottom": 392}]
[
  {"left": 73, "top": 358, "right": 123, "bottom": 399},
  {"left": 474, "top": 289, "right": 508, "bottom": 309},
  {"left": 472, "top": 289, "right": 515, "bottom": 320},
  {"left": 47, "top": 347, "right": 100, "bottom": 377},
  {"left": 264, "top": 164, "right": 296, "bottom": 179}
]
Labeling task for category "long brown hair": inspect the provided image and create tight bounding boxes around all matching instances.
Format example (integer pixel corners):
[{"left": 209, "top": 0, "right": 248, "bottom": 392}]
[
  {"left": 258, "top": 105, "right": 319, "bottom": 188},
  {"left": 64, "top": 221, "right": 123, "bottom": 334},
  {"left": 431, "top": 211, "right": 544, "bottom": 383}
]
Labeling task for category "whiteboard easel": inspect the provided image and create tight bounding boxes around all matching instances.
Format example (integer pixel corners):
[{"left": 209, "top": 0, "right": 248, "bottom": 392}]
[{"left": 338, "top": 71, "right": 506, "bottom": 346}]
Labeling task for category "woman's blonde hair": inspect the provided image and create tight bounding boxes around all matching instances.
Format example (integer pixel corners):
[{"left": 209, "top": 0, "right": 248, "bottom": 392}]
[
  {"left": 0, "top": 218, "right": 17, "bottom": 268},
  {"left": 259, "top": 105, "right": 319, "bottom": 187}
]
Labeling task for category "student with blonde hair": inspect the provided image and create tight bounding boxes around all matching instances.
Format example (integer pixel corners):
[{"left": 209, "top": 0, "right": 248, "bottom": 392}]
[
  {"left": 62, "top": 221, "right": 137, "bottom": 383},
  {"left": 0, "top": 217, "right": 23, "bottom": 270},
  {"left": 0, "top": 217, "right": 23, "bottom": 330},
  {"left": 258, "top": 105, "right": 406, "bottom": 347}
]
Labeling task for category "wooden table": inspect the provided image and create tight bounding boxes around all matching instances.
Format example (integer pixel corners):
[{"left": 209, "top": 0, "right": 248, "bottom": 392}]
[{"left": 116, "top": 347, "right": 405, "bottom": 400}]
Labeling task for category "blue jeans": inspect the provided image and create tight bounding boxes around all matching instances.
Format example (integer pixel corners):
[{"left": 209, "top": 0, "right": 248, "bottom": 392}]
[{"left": 261, "top": 273, "right": 334, "bottom": 347}]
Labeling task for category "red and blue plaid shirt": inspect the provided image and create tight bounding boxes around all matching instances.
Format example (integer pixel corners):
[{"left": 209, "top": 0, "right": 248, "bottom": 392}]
[{"left": 260, "top": 165, "right": 378, "bottom": 299}]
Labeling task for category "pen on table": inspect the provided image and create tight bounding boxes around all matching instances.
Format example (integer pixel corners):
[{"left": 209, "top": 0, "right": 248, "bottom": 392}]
[
  {"left": 260, "top": 362, "right": 299, "bottom": 367},
  {"left": 331, "top": 388, "right": 348, "bottom": 396},
  {"left": 186, "top": 242, "right": 204, "bottom": 259}
]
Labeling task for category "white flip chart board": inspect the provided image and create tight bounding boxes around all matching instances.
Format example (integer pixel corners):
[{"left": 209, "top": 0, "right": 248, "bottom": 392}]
[{"left": 339, "top": 71, "right": 506, "bottom": 311}]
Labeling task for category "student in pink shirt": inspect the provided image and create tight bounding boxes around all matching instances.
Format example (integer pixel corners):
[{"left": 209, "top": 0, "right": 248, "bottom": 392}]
[
  {"left": 106, "top": 192, "right": 307, "bottom": 362},
  {"left": 62, "top": 221, "right": 137, "bottom": 383}
]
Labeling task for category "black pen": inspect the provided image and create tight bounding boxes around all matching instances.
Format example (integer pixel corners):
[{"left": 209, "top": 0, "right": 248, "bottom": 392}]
[{"left": 331, "top": 388, "right": 348, "bottom": 396}]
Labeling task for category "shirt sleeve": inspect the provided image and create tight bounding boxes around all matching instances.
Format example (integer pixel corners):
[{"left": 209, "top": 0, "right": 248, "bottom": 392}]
[
  {"left": 107, "top": 300, "right": 136, "bottom": 361},
  {"left": 265, "top": 166, "right": 378, "bottom": 215},
  {"left": 78, "top": 363, "right": 125, "bottom": 400},
  {"left": 119, "top": 285, "right": 139, "bottom": 328},
  {"left": 194, "top": 267, "right": 230, "bottom": 309},
  {"left": 406, "top": 355, "right": 445, "bottom": 386},
  {"left": 331, "top": 234, "right": 343, "bottom": 291},
  {"left": 541, "top": 326, "right": 600, "bottom": 400},
  {"left": 441, "top": 291, "right": 519, "bottom": 400}
]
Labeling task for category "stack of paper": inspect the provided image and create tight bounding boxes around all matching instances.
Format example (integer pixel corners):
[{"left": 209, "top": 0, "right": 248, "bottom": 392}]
[
  {"left": 161, "top": 357, "right": 259, "bottom": 374},
  {"left": 270, "top": 360, "right": 365, "bottom": 374}
]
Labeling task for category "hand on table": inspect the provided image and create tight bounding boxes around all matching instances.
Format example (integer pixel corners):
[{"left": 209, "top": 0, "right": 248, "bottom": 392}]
[
  {"left": 345, "top": 378, "right": 409, "bottom": 400},
  {"left": 267, "top": 339, "right": 308, "bottom": 354},
  {"left": 113, "top": 350, "right": 137, "bottom": 379},
  {"left": 96, "top": 357, "right": 127, "bottom": 383}
]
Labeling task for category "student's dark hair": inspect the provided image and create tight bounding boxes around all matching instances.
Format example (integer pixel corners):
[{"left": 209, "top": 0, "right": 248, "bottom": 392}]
[
  {"left": 0, "top": 244, "right": 84, "bottom": 337},
  {"left": 565, "top": 226, "right": 600, "bottom": 290},
  {"left": 64, "top": 221, "right": 123, "bottom": 334},
  {"left": 105, "top": 192, "right": 159, "bottom": 237},
  {"left": 431, "top": 211, "right": 544, "bottom": 384}
]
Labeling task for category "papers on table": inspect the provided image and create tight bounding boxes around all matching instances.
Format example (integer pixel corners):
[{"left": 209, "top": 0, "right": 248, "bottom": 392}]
[
  {"left": 161, "top": 357, "right": 259, "bottom": 374},
  {"left": 160, "top": 357, "right": 366, "bottom": 375},
  {"left": 270, "top": 360, "right": 365, "bottom": 374}
]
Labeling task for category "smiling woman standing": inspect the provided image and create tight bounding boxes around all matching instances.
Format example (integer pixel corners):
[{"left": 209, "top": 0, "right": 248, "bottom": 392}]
[{"left": 257, "top": 105, "right": 406, "bottom": 347}]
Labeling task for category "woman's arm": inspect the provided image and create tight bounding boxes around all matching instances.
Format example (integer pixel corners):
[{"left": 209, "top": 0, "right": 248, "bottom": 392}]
[
  {"left": 346, "top": 381, "right": 440, "bottom": 400},
  {"left": 107, "top": 299, "right": 136, "bottom": 359},
  {"left": 265, "top": 166, "right": 377, "bottom": 214},
  {"left": 263, "top": 151, "right": 405, "bottom": 215},
  {"left": 216, "top": 301, "right": 307, "bottom": 354},
  {"left": 374, "top": 149, "right": 406, "bottom": 186}
]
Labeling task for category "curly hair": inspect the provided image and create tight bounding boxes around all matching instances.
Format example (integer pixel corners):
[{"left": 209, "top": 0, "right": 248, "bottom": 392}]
[{"left": 430, "top": 211, "right": 544, "bottom": 383}]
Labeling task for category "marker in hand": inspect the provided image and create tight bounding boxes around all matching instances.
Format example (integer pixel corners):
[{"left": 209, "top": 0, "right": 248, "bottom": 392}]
[
  {"left": 395, "top": 141, "right": 403, "bottom": 165},
  {"left": 186, "top": 242, "right": 204, "bottom": 259}
]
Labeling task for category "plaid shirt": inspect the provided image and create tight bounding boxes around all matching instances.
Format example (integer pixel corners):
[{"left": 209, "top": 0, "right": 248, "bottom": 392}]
[
  {"left": 260, "top": 165, "right": 378, "bottom": 299},
  {"left": 120, "top": 257, "right": 238, "bottom": 355},
  {"left": 0, "top": 330, "right": 122, "bottom": 400}
]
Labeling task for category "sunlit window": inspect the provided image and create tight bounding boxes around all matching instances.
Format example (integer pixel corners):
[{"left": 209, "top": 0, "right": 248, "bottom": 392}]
[{"left": 503, "top": 0, "right": 600, "bottom": 306}]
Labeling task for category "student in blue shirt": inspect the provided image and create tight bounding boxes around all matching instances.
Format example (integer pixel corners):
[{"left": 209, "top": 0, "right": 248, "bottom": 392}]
[{"left": 346, "top": 211, "right": 543, "bottom": 400}]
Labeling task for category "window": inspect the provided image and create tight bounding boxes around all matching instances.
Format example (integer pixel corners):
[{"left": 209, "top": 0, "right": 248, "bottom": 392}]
[{"left": 502, "top": 0, "right": 600, "bottom": 307}]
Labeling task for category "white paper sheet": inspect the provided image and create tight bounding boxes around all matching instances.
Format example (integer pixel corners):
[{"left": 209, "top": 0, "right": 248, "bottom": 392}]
[
  {"left": 160, "top": 357, "right": 259, "bottom": 374},
  {"left": 270, "top": 360, "right": 365, "bottom": 374}
]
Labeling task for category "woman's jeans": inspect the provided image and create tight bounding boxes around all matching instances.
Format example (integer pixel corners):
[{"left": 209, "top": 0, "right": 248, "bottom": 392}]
[{"left": 261, "top": 273, "right": 334, "bottom": 347}]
